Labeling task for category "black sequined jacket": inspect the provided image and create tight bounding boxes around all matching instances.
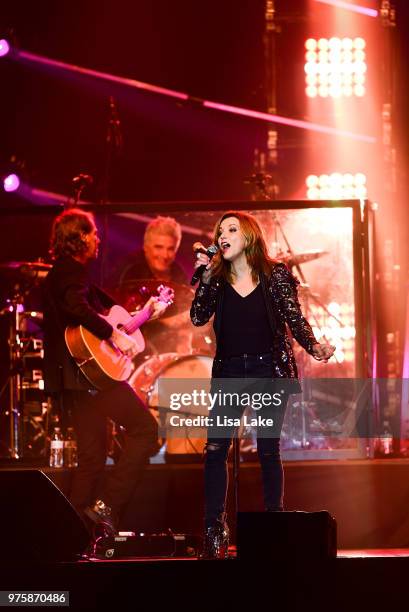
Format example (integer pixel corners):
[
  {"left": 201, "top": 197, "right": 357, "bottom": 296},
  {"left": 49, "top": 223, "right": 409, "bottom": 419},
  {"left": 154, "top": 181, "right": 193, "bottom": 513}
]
[{"left": 190, "top": 263, "right": 318, "bottom": 389}]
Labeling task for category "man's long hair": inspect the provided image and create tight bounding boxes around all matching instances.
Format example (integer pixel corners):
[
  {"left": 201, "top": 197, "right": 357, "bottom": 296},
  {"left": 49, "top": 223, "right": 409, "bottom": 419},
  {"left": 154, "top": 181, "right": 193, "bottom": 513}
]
[
  {"left": 49, "top": 208, "right": 95, "bottom": 259},
  {"left": 211, "top": 211, "right": 276, "bottom": 283}
]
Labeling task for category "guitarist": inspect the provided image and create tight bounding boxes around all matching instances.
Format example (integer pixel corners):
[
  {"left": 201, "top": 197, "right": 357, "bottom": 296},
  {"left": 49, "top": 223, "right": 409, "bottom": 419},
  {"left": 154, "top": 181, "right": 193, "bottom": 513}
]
[{"left": 43, "top": 208, "right": 166, "bottom": 542}]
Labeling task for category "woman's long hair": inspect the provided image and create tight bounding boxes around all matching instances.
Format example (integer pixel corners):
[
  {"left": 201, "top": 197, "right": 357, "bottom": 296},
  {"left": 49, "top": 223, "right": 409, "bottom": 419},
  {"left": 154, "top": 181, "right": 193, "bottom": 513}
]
[
  {"left": 49, "top": 208, "right": 95, "bottom": 259},
  {"left": 211, "top": 211, "right": 276, "bottom": 283}
]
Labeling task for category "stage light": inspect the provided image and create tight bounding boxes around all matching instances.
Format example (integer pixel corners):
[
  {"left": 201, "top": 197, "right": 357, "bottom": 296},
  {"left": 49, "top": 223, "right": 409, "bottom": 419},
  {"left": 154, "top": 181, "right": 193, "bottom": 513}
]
[
  {"left": 306, "top": 51, "right": 318, "bottom": 63},
  {"left": 309, "top": 301, "right": 355, "bottom": 365},
  {"left": 329, "top": 37, "right": 342, "bottom": 50},
  {"left": 318, "top": 38, "right": 329, "bottom": 51},
  {"left": 305, "top": 38, "right": 317, "bottom": 51},
  {"left": 3, "top": 173, "right": 21, "bottom": 192},
  {"left": 306, "top": 86, "right": 318, "bottom": 98},
  {"left": 354, "top": 173, "right": 366, "bottom": 185},
  {"left": 306, "top": 173, "right": 367, "bottom": 200},
  {"left": 342, "top": 50, "right": 353, "bottom": 63},
  {"left": 1, "top": 155, "right": 28, "bottom": 193},
  {"left": 354, "top": 74, "right": 365, "bottom": 85},
  {"left": 343, "top": 187, "right": 355, "bottom": 198},
  {"left": 354, "top": 61, "right": 367, "bottom": 74},
  {"left": 307, "top": 187, "right": 320, "bottom": 200},
  {"left": 355, "top": 186, "right": 367, "bottom": 198},
  {"left": 318, "top": 85, "right": 329, "bottom": 97},
  {"left": 342, "top": 38, "right": 353, "bottom": 51},
  {"left": 0, "top": 39, "right": 10, "bottom": 57},
  {"left": 306, "top": 175, "right": 319, "bottom": 188},
  {"left": 354, "top": 50, "right": 366, "bottom": 62},
  {"left": 354, "top": 85, "right": 366, "bottom": 97},
  {"left": 305, "top": 37, "right": 367, "bottom": 98},
  {"left": 353, "top": 37, "right": 366, "bottom": 50},
  {"left": 329, "top": 85, "right": 342, "bottom": 98}
]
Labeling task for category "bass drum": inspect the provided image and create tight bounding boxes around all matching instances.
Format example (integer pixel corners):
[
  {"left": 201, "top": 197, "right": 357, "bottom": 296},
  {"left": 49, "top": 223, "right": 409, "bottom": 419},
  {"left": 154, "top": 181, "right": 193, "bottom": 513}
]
[{"left": 129, "top": 352, "right": 213, "bottom": 457}]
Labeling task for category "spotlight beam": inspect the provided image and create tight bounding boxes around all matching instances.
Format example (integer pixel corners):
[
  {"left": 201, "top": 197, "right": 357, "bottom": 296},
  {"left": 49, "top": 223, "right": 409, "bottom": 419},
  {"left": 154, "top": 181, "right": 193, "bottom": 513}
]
[
  {"left": 314, "top": 0, "right": 378, "bottom": 18},
  {"left": 16, "top": 48, "right": 376, "bottom": 143},
  {"left": 202, "top": 100, "right": 375, "bottom": 143},
  {"left": 17, "top": 50, "right": 189, "bottom": 101}
]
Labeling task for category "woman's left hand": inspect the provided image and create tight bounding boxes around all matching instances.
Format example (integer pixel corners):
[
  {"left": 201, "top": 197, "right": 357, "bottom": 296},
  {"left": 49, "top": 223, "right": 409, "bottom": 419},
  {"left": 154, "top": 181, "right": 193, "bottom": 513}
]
[{"left": 312, "top": 343, "right": 336, "bottom": 363}]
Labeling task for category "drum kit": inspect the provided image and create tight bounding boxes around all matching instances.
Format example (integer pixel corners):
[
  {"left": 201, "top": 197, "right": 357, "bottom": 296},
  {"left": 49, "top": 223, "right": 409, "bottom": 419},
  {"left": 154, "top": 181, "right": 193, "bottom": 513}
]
[
  {"left": 0, "top": 247, "right": 334, "bottom": 462},
  {"left": 0, "top": 260, "right": 52, "bottom": 460}
]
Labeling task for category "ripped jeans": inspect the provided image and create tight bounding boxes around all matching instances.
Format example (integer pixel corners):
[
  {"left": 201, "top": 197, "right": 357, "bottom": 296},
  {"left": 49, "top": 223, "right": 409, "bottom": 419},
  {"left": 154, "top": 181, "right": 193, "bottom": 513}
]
[{"left": 204, "top": 352, "right": 288, "bottom": 527}]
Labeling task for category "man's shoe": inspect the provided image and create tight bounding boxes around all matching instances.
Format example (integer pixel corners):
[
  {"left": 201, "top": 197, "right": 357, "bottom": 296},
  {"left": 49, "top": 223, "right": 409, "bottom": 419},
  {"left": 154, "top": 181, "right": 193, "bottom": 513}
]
[{"left": 84, "top": 499, "right": 117, "bottom": 539}]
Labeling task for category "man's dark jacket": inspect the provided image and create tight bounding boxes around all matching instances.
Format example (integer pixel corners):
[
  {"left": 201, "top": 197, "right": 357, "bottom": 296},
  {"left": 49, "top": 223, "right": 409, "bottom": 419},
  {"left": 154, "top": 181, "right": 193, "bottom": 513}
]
[{"left": 43, "top": 256, "right": 115, "bottom": 393}]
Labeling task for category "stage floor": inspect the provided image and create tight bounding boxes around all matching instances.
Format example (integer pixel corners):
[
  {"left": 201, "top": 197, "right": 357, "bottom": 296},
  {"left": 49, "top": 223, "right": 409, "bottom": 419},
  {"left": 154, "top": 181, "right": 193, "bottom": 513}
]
[
  {"left": 1, "top": 550, "right": 409, "bottom": 611},
  {"left": 3, "top": 458, "right": 409, "bottom": 548}
]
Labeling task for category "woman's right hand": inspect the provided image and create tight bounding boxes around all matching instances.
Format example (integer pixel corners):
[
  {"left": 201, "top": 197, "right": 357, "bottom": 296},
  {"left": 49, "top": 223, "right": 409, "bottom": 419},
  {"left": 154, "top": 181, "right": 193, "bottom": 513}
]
[{"left": 194, "top": 252, "right": 213, "bottom": 284}]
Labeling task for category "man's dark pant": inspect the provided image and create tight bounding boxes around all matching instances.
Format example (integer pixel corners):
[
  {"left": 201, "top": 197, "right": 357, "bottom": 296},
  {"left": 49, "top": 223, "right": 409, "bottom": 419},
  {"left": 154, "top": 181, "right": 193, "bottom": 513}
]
[{"left": 64, "top": 382, "right": 158, "bottom": 522}]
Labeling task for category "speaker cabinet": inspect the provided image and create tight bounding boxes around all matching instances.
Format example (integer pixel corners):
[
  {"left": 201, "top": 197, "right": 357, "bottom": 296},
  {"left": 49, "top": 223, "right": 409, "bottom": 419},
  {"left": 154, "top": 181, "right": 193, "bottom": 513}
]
[
  {"left": 0, "top": 469, "right": 90, "bottom": 562},
  {"left": 237, "top": 511, "right": 337, "bottom": 561}
]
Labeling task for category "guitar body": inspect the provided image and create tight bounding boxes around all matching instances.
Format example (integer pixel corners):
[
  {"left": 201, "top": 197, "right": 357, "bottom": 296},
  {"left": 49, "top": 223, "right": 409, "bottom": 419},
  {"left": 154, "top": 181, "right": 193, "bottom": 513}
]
[{"left": 65, "top": 305, "right": 145, "bottom": 390}]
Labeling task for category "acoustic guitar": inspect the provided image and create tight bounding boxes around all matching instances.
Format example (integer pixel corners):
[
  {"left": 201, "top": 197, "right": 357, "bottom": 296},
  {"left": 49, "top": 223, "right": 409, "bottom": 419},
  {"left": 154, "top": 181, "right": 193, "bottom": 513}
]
[{"left": 65, "top": 285, "right": 173, "bottom": 390}]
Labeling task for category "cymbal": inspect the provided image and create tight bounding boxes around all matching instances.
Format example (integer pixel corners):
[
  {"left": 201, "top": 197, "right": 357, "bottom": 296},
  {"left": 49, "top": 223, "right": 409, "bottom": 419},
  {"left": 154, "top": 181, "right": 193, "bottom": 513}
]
[
  {"left": 275, "top": 250, "right": 328, "bottom": 267},
  {"left": 0, "top": 261, "right": 52, "bottom": 289},
  {"left": 116, "top": 279, "right": 195, "bottom": 319},
  {"left": 0, "top": 260, "right": 52, "bottom": 275}
]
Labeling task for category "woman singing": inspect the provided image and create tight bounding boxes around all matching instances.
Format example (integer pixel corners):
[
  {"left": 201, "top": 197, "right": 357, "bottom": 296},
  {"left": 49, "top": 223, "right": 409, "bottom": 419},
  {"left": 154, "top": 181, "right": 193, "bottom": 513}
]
[{"left": 190, "top": 211, "right": 335, "bottom": 559}]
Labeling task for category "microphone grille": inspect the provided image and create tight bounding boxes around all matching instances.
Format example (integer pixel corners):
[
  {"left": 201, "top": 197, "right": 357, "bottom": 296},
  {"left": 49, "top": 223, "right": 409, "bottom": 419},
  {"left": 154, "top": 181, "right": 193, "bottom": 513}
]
[{"left": 207, "top": 244, "right": 219, "bottom": 256}]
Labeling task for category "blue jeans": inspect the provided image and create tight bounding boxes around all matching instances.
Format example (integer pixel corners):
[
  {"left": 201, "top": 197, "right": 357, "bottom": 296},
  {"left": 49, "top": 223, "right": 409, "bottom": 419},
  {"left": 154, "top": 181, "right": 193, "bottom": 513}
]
[{"left": 204, "top": 352, "right": 288, "bottom": 527}]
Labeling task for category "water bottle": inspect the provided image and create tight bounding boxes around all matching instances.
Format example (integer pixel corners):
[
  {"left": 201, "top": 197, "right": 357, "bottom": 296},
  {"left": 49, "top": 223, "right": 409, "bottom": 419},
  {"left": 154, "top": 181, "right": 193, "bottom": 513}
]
[
  {"left": 49, "top": 427, "right": 64, "bottom": 468},
  {"left": 64, "top": 427, "right": 78, "bottom": 468},
  {"left": 380, "top": 420, "right": 393, "bottom": 456}
]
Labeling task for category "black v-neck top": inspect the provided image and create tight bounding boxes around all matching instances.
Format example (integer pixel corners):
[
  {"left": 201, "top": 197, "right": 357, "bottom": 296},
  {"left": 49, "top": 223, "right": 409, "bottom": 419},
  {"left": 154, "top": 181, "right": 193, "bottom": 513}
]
[{"left": 218, "top": 282, "right": 273, "bottom": 357}]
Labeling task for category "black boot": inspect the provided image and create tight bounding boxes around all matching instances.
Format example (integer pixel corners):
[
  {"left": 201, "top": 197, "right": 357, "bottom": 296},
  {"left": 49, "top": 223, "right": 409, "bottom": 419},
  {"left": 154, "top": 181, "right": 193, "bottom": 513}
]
[
  {"left": 201, "top": 518, "right": 229, "bottom": 560},
  {"left": 84, "top": 499, "right": 118, "bottom": 539}
]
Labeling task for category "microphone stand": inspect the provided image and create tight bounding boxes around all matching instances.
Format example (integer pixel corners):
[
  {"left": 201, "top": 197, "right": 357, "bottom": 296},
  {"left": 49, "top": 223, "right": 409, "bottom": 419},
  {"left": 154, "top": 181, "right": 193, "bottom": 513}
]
[
  {"left": 66, "top": 174, "right": 94, "bottom": 210},
  {"left": 99, "top": 96, "right": 123, "bottom": 287}
]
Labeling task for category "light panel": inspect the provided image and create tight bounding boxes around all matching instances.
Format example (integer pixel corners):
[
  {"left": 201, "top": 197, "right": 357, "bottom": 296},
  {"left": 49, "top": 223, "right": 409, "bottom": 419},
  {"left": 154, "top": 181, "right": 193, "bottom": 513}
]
[
  {"left": 305, "top": 37, "right": 367, "bottom": 98},
  {"left": 306, "top": 172, "right": 367, "bottom": 199}
]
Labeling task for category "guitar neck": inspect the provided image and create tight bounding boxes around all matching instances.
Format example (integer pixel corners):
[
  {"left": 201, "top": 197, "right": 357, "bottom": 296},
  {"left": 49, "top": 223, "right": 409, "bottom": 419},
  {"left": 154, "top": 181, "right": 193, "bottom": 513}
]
[{"left": 125, "top": 308, "right": 150, "bottom": 335}]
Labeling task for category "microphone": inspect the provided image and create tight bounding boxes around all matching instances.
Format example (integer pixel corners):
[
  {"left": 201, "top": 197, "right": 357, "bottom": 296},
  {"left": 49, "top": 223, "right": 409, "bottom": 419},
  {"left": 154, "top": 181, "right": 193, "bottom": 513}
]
[
  {"left": 191, "top": 243, "right": 219, "bottom": 286},
  {"left": 72, "top": 174, "right": 94, "bottom": 187}
]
